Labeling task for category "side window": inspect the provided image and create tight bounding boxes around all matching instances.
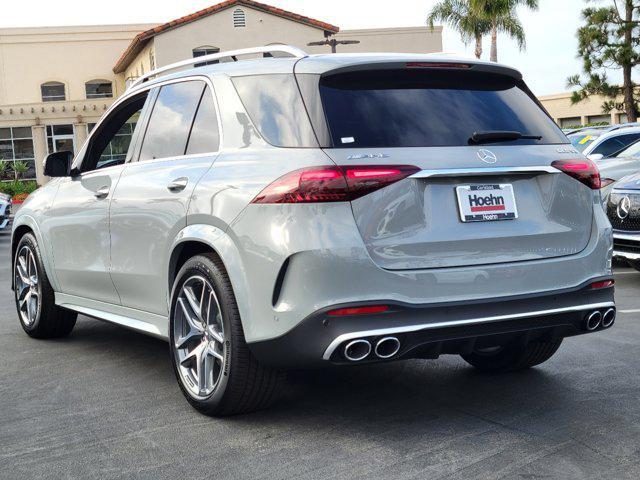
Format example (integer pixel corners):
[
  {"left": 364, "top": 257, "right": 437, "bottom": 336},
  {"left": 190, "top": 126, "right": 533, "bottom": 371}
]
[
  {"left": 186, "top": 87, "right": 220, "bottom": 154},
  {"left": 595, "top": 134, "right": 640, "bottom": 157},
  {"left": 82, "top": 93, "right": 148, "bottom": 172},
  {"left": 139, "top": 81, "right": 205, "bottom": 161}
]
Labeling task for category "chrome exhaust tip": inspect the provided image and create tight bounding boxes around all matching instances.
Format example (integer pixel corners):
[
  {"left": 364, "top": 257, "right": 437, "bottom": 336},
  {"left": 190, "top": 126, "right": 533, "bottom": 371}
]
[
  {"left": 343, "top": 339, "right": 371, "bottom": 362},
  {"left": 374, "top": 336, "right": 401, "bottom": 359},
  {"left": 601, "top": 308, "right": 616, "bottom": 328},
  {"left": 585, "top": 310, "right": 602, "bottom": 331}
]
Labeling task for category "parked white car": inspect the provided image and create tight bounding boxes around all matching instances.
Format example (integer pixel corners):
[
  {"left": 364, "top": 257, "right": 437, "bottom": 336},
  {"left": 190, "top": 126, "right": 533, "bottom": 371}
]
[
  {"left": 582, "top": 126, "right": 640, "bottom": 161},
  {"left": 0, "top": 193, "right": 11, "bottom": 230}
]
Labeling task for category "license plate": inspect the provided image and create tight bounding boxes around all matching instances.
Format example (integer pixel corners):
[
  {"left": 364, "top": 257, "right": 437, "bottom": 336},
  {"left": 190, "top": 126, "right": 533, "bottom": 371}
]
[{"left": 456, "top": 184, "right": 518, "bottom": 222}]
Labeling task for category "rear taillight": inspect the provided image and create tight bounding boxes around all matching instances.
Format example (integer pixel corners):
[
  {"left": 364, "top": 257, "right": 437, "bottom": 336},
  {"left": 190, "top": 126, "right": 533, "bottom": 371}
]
[
  {"left": 590, "top": 279, "right": 614, "bottom": 289},
  {"left": 251, "top": 165, "right": 420, "bottom": 204},
  {"left": 551, "top": 159, "right": 601, "bottom": 190},
  {"left": 327, "top": 305, "right": 390, "bottom": 316}
]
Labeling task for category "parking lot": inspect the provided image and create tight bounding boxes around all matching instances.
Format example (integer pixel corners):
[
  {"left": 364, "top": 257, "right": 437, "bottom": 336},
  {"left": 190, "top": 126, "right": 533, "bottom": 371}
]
[{"left": 1, "top": 226, "right": 640, "bottom": 480}]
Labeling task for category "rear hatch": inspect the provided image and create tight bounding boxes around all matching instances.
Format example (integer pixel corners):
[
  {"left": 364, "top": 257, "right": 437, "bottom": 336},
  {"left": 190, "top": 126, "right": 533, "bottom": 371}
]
[{"left": 299, "top": 62, "right": 593, "bottom": 270}]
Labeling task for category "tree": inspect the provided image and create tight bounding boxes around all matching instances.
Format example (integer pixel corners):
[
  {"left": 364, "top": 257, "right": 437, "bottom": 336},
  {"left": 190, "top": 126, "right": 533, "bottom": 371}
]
[
  {"left": 567, "top": 0, "right": 640, "bottom": 123},
  {"left": 471, "top": 0, "right": 539, "bottom": 62},
  {"left": 428, "top": 0, "right": 491, "bottom": 59},
  {"left": 428, "top": 0, "right": 538, "bottom": 62},
  {"left": 11, "top": 160, "right": 29, "bottom": 182}
]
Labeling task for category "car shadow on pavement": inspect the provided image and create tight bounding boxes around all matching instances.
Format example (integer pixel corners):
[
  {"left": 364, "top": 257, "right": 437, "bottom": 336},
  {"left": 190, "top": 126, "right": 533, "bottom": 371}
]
[{"left": 65, "top": 315, "right": 566, "bottom": 430}]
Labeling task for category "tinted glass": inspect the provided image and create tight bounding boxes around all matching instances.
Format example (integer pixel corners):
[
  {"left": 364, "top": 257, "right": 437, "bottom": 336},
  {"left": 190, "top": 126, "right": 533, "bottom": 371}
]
[
  {"left": 319, "top": 69, "right": 566, "bottom": 148},
  {"left": 592, "top": 133, "right": 640, "bottom": 157},
  {"left": 617, "top": 139, "right": 640, "bottom": 158},
  {"left": 186, "top": 88, "right": 219, "bottom": 154},
  {"left": 82, "top": 93, "right": 148, "bottom": 172},
  {"left": 96, "top": 112, "right": 140, "bottom": 168},
  {"left": 140, "top": 81, "right": 205, "bottom": 161},
  {"left": 232, "top": 75, "right": 318, "bottom": 147}
]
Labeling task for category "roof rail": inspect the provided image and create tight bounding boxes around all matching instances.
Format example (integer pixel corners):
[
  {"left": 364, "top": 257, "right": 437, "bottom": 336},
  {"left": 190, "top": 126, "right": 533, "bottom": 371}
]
[{"left": 129, "top": 45, "right": 307, "bottom": 89}]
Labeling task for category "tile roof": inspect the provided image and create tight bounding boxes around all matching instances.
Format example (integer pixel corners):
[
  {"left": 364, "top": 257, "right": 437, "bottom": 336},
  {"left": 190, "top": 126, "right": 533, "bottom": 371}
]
[{"left": 113, "top": 0, "right": 339, "bottom": 73}]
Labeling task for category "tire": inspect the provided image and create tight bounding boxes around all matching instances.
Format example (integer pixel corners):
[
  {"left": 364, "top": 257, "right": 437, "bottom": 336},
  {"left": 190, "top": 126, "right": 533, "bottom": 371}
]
[
  {"left": 461, "top": 339, "right": 563, "bottom": 372},
  {"left": 627, "top": 259, "right": 640, "bottom": 272},
  {"left": 13, "top": 233, "right": 77, "bottom": 338},
  {"left": 169, "top": 253, "right": 285, "bottom": 416}
]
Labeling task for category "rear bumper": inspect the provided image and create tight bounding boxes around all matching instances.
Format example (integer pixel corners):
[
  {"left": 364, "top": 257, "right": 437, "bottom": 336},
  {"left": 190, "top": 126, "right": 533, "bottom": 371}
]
[{"left": 249, "top": 279, "right": 615, "bottom": 368}]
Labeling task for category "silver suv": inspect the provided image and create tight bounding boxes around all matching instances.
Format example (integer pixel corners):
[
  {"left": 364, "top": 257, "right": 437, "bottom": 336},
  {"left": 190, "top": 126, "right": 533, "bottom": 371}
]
[{"left": 11, "top": 46, "right": 615, "bottom": 415}]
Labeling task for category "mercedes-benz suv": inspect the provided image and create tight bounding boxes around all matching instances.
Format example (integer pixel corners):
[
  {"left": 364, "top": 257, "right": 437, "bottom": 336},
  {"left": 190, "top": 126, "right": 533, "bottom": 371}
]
[{"left": 11, "top": 46, "right": 615, "bottom": 415}]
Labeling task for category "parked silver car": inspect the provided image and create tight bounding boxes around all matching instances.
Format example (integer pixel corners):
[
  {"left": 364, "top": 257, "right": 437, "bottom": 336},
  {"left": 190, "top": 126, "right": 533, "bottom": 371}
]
[
  {"left": 597, "top": 138, "right": 640, "bottom": 196},
  {"left": 11, "top": 46, "right": 615, "bottom": 415}
]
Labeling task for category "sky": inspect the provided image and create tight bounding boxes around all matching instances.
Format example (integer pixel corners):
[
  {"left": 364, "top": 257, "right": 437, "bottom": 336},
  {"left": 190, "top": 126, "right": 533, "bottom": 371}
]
[{"left": 0, "top": 0, "right": 625, "bottom": 96}]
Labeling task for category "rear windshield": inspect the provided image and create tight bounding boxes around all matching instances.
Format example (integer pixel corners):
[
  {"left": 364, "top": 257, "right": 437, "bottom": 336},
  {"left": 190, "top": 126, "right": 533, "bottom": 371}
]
[
  {"left": 568, "top": 132, "right": 600, "bottom": 152},
  {"left": 318, "top": 69, "right": 566, "bottom": 148}
]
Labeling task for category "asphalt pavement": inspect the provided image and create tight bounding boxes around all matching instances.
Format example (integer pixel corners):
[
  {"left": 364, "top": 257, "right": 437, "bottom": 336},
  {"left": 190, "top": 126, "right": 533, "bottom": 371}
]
[{"left": 2, "top": 225, "right": 640, "bottom": 479}]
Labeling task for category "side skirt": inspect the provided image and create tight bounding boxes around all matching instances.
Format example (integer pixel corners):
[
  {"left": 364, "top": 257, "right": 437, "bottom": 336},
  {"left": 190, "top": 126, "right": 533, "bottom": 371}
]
[{"left": 55, "top": 292, "right": 169, "bottom": 340}]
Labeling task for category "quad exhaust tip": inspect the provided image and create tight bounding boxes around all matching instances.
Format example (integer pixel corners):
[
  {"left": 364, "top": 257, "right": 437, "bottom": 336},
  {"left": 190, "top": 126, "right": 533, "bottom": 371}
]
[
  {"left": 585, "top": 310, "right": 602, "bottom": 331},
  {"left": 602, "top": 308, "right": 616, "bottom": 328},
  {"left": 375, "top": 336, "right": 401, "bottom": 359},
  {"left": 343, "top": 339, "right": 371, "bottom": 362}
]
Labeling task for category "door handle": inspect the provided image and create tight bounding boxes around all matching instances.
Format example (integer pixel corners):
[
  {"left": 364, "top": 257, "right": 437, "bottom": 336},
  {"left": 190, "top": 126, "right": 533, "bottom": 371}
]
[
  {"left": 94, "top": 186, "right": 110, "bottom": 199},
  {"left": 167, "top": 177, "right": 188, "bottom": 192}
]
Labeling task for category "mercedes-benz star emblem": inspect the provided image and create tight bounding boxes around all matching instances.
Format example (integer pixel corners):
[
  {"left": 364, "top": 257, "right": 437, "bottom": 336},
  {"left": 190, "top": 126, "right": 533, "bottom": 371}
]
[
  {"left": 618, "top": 196, "right": 631, "bottom": 220},
  {"left": 477, "top": 149, "right": 497, "bottom": 164}
]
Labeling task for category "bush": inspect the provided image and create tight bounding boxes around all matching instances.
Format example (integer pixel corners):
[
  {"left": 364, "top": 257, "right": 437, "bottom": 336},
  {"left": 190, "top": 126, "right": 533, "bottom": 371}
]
[{"left": 0, "top": 180, "right": 38, "bottom": 197}]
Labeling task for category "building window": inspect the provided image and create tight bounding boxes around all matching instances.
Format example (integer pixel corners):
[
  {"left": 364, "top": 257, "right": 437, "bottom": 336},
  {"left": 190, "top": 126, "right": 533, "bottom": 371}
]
[
  {"left": 85, "top": 80, "right": 113, "bottom": 99},
  {"left": 46, "top": 124, "right": 75, "bottom": 155},
  {"left": 559, "top": 117, "right": 581, "bottom": 128},
  {"left": 0, "top": 127, "right": 35, "bottom": 180},
  {"left": 587, "top": 114, "right": 611, "bottom": 125},
  {"left": 193, "top": 46, "right": 220, "bottom": 67},
  {"left": 41, "top": 82, "right": 66, "bottom": 102},
  {"left": 233, "top": 8, "right": 246, "bottom": 27}
]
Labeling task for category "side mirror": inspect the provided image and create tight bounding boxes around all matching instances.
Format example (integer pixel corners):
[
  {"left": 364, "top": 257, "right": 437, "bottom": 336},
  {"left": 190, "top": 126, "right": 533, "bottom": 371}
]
[
  {"left": 588, "top": 153, "right": 604, "bottom": 161},
  {"left": 43, "top": 150, "right": 74, "bottom": 177}
]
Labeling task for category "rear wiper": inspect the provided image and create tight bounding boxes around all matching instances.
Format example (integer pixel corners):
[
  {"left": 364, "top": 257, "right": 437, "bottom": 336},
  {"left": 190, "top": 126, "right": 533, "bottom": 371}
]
[{"left": 469, "top": 130, "right": 543, "bottom": 145}]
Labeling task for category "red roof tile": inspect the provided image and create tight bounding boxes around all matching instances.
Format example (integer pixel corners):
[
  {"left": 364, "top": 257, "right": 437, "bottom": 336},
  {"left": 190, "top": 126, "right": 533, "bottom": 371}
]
[{"left": 113, "top": 0, "right": 339, "bottom": 73}]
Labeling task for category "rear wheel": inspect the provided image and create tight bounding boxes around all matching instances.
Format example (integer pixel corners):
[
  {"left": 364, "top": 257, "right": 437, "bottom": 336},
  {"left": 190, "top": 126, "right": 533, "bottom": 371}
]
[
  {"left": 13, "top": 233, "right": 77, "bottom": 338},
  {"left": 169, "top": 253, "right": 284, "bottom": 416},
  {"left": 461, "top": 339, "right": 563, "bottom": 372}
]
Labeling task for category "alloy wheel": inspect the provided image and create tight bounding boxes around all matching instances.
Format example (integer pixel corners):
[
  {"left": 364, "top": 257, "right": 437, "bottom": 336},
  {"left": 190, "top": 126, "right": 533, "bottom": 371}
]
[
  {"left": 173, "top": 275, "right": 226, "bottom": 399},
  {"left": 15, "top": 245, "right": 40, "bottom": 327}
]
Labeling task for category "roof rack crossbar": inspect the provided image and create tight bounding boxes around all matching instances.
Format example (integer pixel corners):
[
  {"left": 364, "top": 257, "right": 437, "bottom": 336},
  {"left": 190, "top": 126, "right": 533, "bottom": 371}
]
[{"left": 129, "top": 45, "right": 307, "bottom": 89}]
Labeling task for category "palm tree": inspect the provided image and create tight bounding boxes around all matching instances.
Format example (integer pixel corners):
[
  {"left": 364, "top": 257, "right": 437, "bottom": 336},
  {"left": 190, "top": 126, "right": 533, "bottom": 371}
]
[
  {"left": 428, "top": 0, "right": 491, "bottom": 59},
  {"left": 471, "top": 0, "right": 538, "bottom": 62}
]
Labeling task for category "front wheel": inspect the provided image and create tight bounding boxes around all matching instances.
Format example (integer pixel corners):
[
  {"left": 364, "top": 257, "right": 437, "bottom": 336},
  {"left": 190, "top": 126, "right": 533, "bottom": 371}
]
[
  {"left": 169, "top": 253, "right": 284, "bottom": 416},
  {"left": 13, "top": 233, "right": 77, "bottom": 338},
  {"left": 461, "top": 339, "right": 563, "bottom": 372}
]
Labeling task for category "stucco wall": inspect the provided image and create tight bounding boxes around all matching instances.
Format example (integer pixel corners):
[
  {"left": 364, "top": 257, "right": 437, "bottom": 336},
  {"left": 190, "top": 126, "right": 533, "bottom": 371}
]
[
  {"left": 0, "top": 25, "right": 153, "bottom": 105},
  {"left": 539, "top": 92, "right": 627, "bottom": 126},
  {"left": 334, "top": 27, "right": 443, "bottom": 53},
  {"left": 150, "top": 6, "right": 443, "bottom": 68}
]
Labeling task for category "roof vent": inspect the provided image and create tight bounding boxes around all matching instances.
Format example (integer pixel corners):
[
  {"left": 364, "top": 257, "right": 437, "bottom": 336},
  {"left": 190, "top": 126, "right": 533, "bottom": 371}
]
[{"left": 233, "top": 8, "right": 246, "bottom": 27}]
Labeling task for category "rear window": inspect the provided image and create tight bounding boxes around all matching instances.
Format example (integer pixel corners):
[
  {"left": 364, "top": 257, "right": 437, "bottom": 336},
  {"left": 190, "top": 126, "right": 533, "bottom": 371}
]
[
  {"left": 569, "top": 133, "right": 600, "bottom": 152},
  {"left": 317, "top": 69, "right": 566, "bottom": 148}
]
